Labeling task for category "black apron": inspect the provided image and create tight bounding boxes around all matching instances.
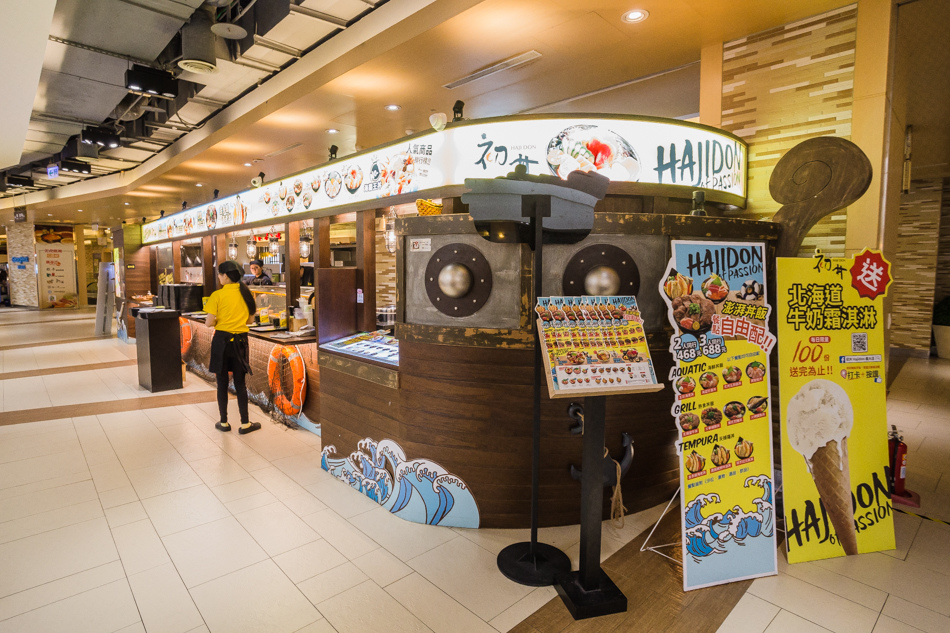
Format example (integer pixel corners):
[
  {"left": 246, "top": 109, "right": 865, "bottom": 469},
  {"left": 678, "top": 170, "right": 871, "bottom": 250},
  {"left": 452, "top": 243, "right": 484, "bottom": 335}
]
[{"left": 210, "top": 330, "right": 252, "bottom": 375}]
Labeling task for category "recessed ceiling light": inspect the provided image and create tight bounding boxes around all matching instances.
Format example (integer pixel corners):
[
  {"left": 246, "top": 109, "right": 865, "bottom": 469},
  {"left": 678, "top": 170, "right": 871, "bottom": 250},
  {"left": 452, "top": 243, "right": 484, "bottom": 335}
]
[
  {"left": 326, "top": 128, "right": 339, "bottom": 134},
  {"left": 196, "top": 183, "right": 203, "bottom": 187},
  {"left": 124, "top": 202, "right": 130, "bottom": 205},
  {"left": 621, "top": 9, "right": 649, "bottom": 23},
  {"left": 48, "top": 213, "right": 52, "bottom": 216},
  {"left": 384, "top": 104, "right": 401, "bottom": 111},
  {"left": 244, "top": 162, "right": 251, "bottom": 167},
  {"left": 78, "top": 209, "right": 83, "bottom": 212}
]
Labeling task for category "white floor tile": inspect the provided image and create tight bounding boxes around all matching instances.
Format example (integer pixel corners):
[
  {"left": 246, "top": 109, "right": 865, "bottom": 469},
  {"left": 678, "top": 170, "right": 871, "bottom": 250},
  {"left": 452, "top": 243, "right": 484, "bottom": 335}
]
[
  {"left": 0, "top": 579, "right": 140, "bottom": 633},
  {"left": 111, "top": 518, "right": 172, "bottom": 576},
  {"left": 190, "top": 560, "right": 320, "bottom": 633},
  {"left": 487, "top": 586, "right": 557, "bottom": 633},
  {"left": 350, "top": 506, "right": 458, "bottom": 562},
  {"left": 99, "top": 485, "right": 140, "bottom": 509},
  {"left": 406, "top": 537, "right": 534, "bottom": 621},
  {"left": 188, "top": 454, "right": 250, "bottom": 488},
  {"left": 211, "top": 477, "right": 266, "bottom": 503},
  {"left": 127, "top": 562, "right": 205, "bottom": 633},
  {"left": 252, "top": 466, "right": 310, "bottom": 501},
  {"left": 748, "top": 572, "right": 881, "bottom": 633},
  {"left": 272, "top": 539, "right": 347, "bottom": 584},
  {"left": 104, "top": 500, "right": 148, "bottom": 528},
  {"left": 387, "top": 573, "right": 497, "bottom": 633},
  {"left": 0, "top": 517, "right": 118, "bottom": 598},
  {"left": 317, "top": 580, "right": 431, "bottom": 633},
  {"left": 162, "top": 516, "right": 268, "bottom": 588},
  {"left": 281, "top": 492, "right": 328, "bottom": 518},
  {"left": 777, "top": 553, "right": 888, "bottom": 611},
  {"left": 234, "top": 501, "right": 319, "bottom": 557},
  {"left": 881, "top": 595, "right": 950, "bottom": 633},
  {"left": 715, "top": 592, "right": 781, "bottom": 633},
  {"left": 301, "top": 509, "right": 379, "bottom": 560},
  {"left": 296, "top": 562, "right": 368, "bottom": 606},
  {"left": 763, "top": 610, "right": 834, "bottom": 633},
  {"left": 0, "top": 448, "right": 88, "bottom": 491},
  {"left": 0, "top": 498, "right": 103, "bottom": 545},
  {"left": 903, "top": 519, "right": 950, "bottom": 577},
  {"left": 0, "top": 560, "right": 125, "bottom": 623},
  {"left": 351, "top": 548, "right": 413, "bottom": 587},
  {"left": 293, "top": 620, "right": 336, "bottom": 633},
  {"left": 272, "top": 452, "right": 331, "bottom": 488},
  {"left": 225, "top": 490, "right": 280, "bottom": 514},
  {"left": 141, "top": 485, "right": 230, "bottom": 537},
  {"left": 871, "top": 615, "right": 925, "bottom": 633},
  {"left": 306, "top": 479, "right": 380, "bottom": 519}
]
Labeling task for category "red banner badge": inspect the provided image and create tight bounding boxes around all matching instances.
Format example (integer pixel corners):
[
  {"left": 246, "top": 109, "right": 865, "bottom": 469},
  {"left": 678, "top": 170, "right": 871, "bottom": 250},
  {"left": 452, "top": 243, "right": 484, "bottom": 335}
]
[{"left": 849, "top": 249, "right": 892, "bottom": 301}]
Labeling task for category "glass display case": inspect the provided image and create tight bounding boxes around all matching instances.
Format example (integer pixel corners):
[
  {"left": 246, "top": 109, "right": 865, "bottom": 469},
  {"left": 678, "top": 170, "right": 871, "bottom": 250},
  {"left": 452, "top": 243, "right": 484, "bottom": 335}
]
[
  {"left": 320, "top": 331, "right": 399, "bottom": 366},
  {"left": 249, "top": 286, "right": 314, "bottom": 313}
]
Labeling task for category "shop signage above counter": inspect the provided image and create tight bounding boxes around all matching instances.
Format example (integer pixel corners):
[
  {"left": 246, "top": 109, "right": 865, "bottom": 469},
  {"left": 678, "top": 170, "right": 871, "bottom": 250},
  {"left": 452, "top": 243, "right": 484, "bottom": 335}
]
[{"left": 142, "top": 115, "right": 748, "bottom": 244}]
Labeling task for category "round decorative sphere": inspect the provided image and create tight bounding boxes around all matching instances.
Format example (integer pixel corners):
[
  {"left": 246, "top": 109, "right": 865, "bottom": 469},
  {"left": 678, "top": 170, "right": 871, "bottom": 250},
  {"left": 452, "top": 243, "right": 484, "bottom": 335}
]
[
  {"left": 584, "top": 265, "right": 621, "bottom": 296},
  {"left": 438, "top": 263, "right": 473, "bottom": 298}
]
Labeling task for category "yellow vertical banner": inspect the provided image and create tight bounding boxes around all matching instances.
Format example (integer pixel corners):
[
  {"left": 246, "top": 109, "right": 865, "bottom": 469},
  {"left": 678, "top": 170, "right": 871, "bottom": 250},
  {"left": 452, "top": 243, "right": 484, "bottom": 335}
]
[{"left": 777, "top": 250, "right": 896, "bottom": 563}]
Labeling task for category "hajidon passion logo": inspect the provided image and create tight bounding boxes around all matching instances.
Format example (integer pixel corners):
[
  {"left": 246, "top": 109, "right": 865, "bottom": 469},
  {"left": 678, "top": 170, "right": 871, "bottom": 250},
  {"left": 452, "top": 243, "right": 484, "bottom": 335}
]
[{"left": 653, "top": 138, "right": 745, "bottom": 193}]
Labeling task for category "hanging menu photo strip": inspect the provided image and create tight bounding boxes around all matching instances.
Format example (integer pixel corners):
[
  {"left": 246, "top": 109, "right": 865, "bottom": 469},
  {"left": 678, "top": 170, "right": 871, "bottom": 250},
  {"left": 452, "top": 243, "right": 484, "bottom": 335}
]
[
  {"left": 660, "top": 240, "right": 778, "bottom": 591},
  {"left": 536, "top": 295, "right": 660, "bottom": 399}
]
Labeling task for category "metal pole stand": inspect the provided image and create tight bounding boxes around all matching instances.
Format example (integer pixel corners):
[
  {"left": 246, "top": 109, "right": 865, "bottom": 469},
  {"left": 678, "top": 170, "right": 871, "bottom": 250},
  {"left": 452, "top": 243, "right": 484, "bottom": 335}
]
[
  {"left": 639, "top": 487, "right": 681, "bottom": 563},
  {"left": 497, "top": 196, "right": 571, "bottom": 586},
  {"left": 554, "top": 395, "right": 627, "bottom": 619}
]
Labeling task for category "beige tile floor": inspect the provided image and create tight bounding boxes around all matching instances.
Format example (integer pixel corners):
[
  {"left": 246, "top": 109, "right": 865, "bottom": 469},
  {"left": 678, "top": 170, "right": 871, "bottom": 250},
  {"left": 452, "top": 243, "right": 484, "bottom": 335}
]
[{"left": 0, "top": 308, "right": 948, "bottom": 633}]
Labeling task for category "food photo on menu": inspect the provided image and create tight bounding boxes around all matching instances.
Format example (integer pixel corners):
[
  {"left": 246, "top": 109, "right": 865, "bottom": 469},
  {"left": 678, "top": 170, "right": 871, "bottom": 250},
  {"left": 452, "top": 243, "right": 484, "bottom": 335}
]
[{"left": 536, "top": 295, "right": 657, "bottom": 394}]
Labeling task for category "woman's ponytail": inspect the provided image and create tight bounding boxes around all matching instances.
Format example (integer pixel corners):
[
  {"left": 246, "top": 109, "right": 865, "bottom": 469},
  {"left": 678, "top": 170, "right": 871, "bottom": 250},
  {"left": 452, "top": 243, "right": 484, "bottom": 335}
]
[{"left": 238, "top": 281, "right": 256, "bottom": 316}]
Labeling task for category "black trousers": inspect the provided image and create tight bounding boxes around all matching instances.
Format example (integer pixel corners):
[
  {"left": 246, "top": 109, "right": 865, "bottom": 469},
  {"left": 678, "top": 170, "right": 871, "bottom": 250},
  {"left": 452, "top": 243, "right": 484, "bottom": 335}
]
[{"left": 210, "top": 331, "right": 250, "bottom": 425}]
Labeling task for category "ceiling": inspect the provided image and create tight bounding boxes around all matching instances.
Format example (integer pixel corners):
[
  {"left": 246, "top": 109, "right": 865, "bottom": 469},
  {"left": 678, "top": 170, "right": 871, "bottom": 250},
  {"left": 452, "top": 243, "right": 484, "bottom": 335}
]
[{"left": 1, "top": 0, "right": 947, "bottom": 229}]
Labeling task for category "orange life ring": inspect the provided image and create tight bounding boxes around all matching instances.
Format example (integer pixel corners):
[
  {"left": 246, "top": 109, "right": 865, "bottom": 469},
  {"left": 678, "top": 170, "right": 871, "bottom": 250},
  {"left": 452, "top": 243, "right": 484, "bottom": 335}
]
[
  {"left": 268, "top": 344, "right": 307, "bottom": 416},
  {"left": 179, "top": 317, "right": 193, "bottom": 356}
]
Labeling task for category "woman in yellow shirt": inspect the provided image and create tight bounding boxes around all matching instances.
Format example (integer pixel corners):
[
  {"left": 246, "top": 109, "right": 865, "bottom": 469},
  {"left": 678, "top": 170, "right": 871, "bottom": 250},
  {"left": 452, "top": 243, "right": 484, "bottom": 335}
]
[{"left": 205, "top": 261, "right": 260, "bottom": 434}]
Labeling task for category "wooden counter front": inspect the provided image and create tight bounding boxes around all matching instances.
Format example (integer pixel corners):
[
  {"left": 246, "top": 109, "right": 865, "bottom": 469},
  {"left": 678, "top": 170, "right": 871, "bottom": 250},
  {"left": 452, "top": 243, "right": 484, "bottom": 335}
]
[{"left": 318, "top": 334, "right": 678, "bottom": 529}]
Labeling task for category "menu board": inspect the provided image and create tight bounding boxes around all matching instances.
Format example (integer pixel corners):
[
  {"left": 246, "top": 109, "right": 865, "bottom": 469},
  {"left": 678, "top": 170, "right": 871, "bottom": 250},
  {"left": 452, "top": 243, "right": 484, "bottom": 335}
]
[
  {"left": 321, "top": 331, "right": 399, "bottom": 366},
  {"left": 777, "top": 250, "right": 895, "bottom": 563},
  {"left": 36, "top": 242, "right": 78, "bottom": 309},
  {"left": 536, "top": 295, "right": 659, "bottom": 398},
  {"left": 660, "top": 240, "right": 777, "bottom": 591},
  {"left": 143, "top": 116, "right": 747, "bottom": 244}
]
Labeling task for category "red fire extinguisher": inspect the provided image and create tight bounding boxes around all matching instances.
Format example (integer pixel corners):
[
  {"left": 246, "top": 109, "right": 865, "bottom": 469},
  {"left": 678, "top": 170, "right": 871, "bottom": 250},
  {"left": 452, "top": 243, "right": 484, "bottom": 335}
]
[{"left": 888, "top": 425, "right": 908, "bottom": 496}]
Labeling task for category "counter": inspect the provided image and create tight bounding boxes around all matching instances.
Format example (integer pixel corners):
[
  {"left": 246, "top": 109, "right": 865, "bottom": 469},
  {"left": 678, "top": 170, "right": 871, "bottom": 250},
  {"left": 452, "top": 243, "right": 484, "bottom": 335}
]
[{"left": 316, "top": 211, "right": 782, "bottom": 529}]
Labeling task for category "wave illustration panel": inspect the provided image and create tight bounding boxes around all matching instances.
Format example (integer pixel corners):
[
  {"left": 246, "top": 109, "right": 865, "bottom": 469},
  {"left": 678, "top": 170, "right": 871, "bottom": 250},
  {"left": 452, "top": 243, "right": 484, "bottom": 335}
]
[{"left": 321, "top": 438, "right": 480, "bottom": 528}]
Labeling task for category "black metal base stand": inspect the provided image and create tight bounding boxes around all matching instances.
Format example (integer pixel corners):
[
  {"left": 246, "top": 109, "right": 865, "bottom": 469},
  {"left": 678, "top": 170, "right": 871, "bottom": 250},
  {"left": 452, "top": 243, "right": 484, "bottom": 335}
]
[
  {"left": 498, "top": 542, "right": 572, "bottom": 587},
  {"left": 555, "top": 395, "right": 628, "bottom": 619},
  {"left": 555, "top": 568, "right": 627, "bottom": 620},
  {"left": 496, "top": 196, "right": 571, "bottom": 587}
]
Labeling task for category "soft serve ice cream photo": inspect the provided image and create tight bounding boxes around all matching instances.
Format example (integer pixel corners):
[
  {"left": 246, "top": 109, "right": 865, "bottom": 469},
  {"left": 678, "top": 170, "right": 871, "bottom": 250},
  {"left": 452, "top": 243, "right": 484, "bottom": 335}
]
[{"left": 786, "top": 379, "right": 857, "bottom": 555}]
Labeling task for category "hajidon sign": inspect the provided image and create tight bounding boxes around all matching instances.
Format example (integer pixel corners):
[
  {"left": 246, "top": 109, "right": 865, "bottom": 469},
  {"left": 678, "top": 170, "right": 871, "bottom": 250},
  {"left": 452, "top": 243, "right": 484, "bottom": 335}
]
[
  {"left": 142, "top": 115, "right": 747, "bottom": 244},
  {"left": 659, "top": 240, "right": 777, "bottom": 591}
]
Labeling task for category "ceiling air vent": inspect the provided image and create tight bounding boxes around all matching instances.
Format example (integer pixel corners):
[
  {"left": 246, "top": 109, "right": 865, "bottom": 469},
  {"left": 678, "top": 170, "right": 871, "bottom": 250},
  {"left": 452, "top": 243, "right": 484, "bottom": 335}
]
[
  {"left": 443, "top": 50, "right": 542, "bottom": 90},
  {"left": 179, "top": 10, "right": 218, "bottom": 74}
]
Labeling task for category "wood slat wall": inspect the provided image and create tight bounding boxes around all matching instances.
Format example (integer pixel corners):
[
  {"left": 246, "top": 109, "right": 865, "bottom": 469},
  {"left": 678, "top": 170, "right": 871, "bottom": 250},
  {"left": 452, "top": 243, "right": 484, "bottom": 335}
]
[
  {"left": 935, "top": 178, "right": 950, "bottom": 304},
  {"left": 892, "top": 179, "right": 944, "bottom": 350},
  {"left": 721, "top": 4, "right": 857, "bottom": 257}
]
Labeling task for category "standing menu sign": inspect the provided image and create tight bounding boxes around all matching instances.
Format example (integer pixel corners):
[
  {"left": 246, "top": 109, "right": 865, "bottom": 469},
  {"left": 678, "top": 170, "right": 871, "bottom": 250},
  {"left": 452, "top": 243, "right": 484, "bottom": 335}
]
[
  {"left": 536, "top": 295, "right": 659, "bottom": 398},
  {"left": 35, "top": 242, "right": 78, "bottom": 309},
  {"left": 777, "top": 250, "right": 895, "bottom": 563},
  {"left": 660, "top": 240, "right": 777, "bottom": 591}
]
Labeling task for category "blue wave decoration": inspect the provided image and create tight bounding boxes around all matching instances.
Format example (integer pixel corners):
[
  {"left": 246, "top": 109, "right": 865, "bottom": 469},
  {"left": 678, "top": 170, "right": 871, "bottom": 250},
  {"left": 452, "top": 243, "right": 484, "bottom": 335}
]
[
  {"left": 321, "top": 438, "right": 480, "bottom": 528},
  {"left": 684, "top": 475, "right": 774, "bottom": 562}
]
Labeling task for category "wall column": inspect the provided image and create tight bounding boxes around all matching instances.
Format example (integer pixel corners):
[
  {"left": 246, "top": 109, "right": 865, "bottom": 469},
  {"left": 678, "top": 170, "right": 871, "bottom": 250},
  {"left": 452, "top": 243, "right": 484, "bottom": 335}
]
[
  {"left": 699, "top": 42, "right": 723, "bottom": 128},
  {"left": 74, "top": 224, "right": 88, "bottom": 307},
  {"left": 7, "top": 223, "right": 38, "bottom": 307}
]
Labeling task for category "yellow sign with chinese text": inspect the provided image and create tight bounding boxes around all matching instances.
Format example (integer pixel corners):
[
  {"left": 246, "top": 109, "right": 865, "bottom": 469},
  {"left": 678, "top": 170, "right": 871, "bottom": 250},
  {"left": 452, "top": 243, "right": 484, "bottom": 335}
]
[{"left": 777, "top": 251, "right": 895, "bottom": 563}]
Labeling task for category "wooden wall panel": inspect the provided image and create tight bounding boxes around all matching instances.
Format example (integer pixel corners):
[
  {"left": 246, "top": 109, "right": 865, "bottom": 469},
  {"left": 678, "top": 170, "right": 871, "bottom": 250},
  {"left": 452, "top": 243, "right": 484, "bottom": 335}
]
[
  {"left": 935, "top": 178, "right": 950, "bottom": 304},
  {"left": 721, "top": 4, "right": 857, "bottom": 257},
  {"left": 320, "top": 338, "right": 678, "bottom": 528}
]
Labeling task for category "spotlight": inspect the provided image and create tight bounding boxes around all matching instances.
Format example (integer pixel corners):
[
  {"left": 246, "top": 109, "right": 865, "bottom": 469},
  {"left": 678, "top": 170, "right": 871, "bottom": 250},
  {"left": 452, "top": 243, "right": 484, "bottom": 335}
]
[
  {"left": 125, "top": 64, "right": 178, "bottom": 98},
  {"left": 452, "top": 100, "right": 465, "bottom": 121},
  {"left": 181, "top": 201, "right": 187, "bottom": 210},
  {"left": 160, "top": 210, "right": 165, "bottom": 218},
  {"left": 141, "top": 217, "right": 146, "bottom": 223},
  {"left": 82, "top": 127, "right": 120, "bottom": 149},
  {"left": 5, "top": 174, "right": 35, "bottom": 187},
  {"left": 212, "top": 188, "right": 219, "bottom": 200},
  {"left": 60, "top": 160, "right": 90, "bottom": 174},
  {"left": 328, "top": 145, "right": 338, "bottom": 160}
]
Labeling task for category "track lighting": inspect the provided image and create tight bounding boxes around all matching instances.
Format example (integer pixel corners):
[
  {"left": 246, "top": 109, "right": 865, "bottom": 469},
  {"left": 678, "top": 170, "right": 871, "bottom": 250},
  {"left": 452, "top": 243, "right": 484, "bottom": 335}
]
[
  {"left": 328, "top": 145, "right": 338, "bottom": 160},
  {"left": 125, "top": 64, "right": 178, "bottom": 98},
  {"left": 452, "top": 100, "right": 465, "bottom": 121}
]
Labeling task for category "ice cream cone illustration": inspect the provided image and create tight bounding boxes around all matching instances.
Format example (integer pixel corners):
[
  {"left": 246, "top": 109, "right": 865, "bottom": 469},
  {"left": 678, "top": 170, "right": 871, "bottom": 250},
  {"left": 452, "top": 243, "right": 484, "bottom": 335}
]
[{"left": 787, "top": 379, "right": 858, "bottom": 555}]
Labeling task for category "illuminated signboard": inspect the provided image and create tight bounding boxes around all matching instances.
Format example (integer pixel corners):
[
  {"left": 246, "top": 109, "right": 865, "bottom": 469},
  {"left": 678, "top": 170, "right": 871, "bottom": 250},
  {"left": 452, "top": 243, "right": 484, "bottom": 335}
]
[{"left": 142, "top": 115, "right": 747, "bottom": 244}]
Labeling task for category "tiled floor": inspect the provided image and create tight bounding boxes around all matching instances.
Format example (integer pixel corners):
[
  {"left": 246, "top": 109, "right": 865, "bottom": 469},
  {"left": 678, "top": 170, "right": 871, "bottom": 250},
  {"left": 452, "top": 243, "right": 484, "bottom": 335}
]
[{"left": 1, "top": 308, "right": 948, "bottom": 633}]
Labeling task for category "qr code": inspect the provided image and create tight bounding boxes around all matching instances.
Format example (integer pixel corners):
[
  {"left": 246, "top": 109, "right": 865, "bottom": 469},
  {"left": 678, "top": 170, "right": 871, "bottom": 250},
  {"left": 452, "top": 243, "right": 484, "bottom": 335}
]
[{"left": 852, "top": 333, "right": 868, "bottom": 353}]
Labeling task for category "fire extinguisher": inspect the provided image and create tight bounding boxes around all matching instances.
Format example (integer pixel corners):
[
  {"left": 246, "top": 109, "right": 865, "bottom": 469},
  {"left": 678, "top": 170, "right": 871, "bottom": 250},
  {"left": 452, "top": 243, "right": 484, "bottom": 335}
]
[{"left": 888, "top": 425, "right": 908, "bottom": 496}]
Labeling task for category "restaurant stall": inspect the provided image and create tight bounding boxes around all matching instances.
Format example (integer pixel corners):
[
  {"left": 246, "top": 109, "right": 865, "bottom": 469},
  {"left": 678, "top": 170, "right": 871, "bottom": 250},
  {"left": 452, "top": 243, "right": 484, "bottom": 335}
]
[{"left": 140, "top": 114, "right": 772, "bottom": 529}]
